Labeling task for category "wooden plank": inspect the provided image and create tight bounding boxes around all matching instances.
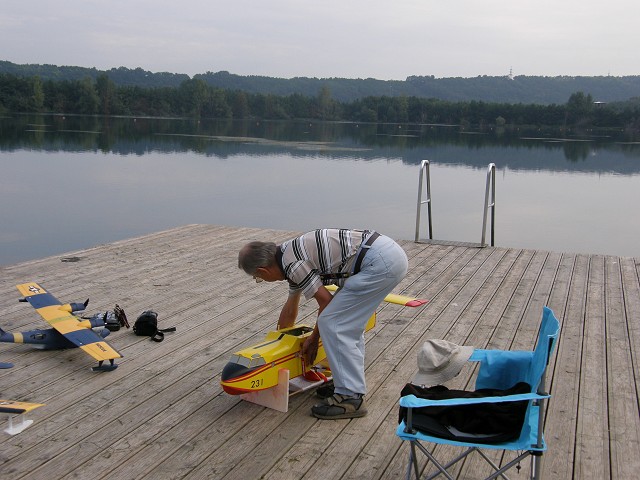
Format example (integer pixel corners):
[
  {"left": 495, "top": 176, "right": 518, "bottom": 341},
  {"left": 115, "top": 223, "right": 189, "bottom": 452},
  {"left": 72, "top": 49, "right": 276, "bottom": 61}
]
[
  {"left": 573, "top": 255, "right": 609, "bottom": 479},
  {"left": 539, "top": 253, "right": 590, "bottom": 479},
  {"left": 620, "top": 256, "right": 640, "bottom": 400},
  {"left": 605, "top": 256, "right": 640, "bottom": 479}
]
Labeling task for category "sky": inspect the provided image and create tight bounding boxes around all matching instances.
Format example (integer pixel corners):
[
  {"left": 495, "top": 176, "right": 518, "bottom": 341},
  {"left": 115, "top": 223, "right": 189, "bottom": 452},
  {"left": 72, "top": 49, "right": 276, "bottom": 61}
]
[{"left": 1, "top": 1, "right": 638, "bottom": 80}]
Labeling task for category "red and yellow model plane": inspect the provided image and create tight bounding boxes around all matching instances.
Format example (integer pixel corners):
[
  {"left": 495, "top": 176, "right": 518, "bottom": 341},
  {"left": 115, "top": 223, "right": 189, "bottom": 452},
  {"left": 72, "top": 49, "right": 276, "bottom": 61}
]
[
  {"left": 220, "top": 286, "right": 427, "bottom": 411},
  {"left": 6, "top": 282, "right": 123, "bottom": 371}
]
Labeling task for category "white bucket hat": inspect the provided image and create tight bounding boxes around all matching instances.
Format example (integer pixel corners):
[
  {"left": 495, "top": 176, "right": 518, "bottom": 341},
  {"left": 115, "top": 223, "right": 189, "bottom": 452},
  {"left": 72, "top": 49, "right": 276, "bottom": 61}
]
[{"left": 412, "top": 339, "right": 474, "bottom": 386}]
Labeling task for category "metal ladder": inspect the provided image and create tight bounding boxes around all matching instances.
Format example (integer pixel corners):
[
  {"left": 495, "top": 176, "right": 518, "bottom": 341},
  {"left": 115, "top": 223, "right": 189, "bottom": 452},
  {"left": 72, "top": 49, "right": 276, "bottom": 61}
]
[{"left": 415, "top": 160, "right": 496, "bottom": 247}]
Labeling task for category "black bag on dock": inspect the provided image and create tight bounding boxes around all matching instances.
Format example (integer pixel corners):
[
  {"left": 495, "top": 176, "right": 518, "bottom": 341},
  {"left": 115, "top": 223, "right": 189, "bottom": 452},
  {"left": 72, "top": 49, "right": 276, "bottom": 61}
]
[{"left": 133, "top": 310, "right": 176, "bottom": 342}]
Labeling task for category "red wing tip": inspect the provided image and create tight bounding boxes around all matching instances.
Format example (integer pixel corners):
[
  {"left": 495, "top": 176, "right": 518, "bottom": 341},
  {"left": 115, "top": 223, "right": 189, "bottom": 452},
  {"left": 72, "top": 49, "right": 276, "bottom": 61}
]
[{"left": 405, "top": 299, "right": 428, "bottom": 307}]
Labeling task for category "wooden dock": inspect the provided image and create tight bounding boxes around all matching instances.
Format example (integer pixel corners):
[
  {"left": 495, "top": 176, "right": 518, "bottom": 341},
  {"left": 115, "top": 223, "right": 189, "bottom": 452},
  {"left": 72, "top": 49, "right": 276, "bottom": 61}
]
[{"left": 1, "top": 224, "right": 639, "bottom": 479}]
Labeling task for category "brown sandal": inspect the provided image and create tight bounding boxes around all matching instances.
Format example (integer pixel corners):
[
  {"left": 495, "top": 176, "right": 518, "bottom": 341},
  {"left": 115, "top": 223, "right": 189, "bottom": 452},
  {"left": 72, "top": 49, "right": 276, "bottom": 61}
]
[{"left": 311, "top": 394, "right": 367, "bottom": 419}]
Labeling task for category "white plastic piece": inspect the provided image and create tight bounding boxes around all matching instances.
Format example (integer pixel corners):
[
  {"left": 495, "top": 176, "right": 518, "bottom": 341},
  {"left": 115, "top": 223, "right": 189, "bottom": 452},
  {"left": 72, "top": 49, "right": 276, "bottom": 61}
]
[
  {"left": 240, "top": 367, "right": 333, "bottom": 413},
  {"left": 241, "top": 368, "right": 291, "bottom": 412},
  {"left": 4, "top": 414, "right": 34, "bottom": 435}
]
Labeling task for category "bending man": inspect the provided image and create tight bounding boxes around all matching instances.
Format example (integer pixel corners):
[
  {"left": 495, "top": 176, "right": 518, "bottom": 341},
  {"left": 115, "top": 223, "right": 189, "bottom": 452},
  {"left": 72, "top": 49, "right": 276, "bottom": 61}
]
[{"left": 238, "top": 228, "right": 408, "bottom": 419}]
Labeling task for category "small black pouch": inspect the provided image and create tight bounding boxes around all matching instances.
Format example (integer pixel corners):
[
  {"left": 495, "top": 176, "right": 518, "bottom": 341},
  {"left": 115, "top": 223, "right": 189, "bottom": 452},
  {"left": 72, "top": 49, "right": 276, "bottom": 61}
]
[{"left": 133, "top": 310, "right": 176, "bottom": 342}]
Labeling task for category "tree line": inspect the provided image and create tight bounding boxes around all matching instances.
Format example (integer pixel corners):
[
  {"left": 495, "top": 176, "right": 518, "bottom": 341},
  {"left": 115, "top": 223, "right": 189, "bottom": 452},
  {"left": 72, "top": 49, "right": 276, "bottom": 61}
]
[
  {"left": 4, "top": 61, "right": 640, "bottom": 104},
  {"left": 1, "top": 72, "right": 639, "bottom": 130}
]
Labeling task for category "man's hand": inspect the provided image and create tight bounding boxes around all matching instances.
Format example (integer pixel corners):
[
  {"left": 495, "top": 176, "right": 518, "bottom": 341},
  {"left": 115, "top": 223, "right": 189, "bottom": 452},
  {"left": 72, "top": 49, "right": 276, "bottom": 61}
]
[{"left": 301, "top": 331, "right": 320, "bottom": 368}]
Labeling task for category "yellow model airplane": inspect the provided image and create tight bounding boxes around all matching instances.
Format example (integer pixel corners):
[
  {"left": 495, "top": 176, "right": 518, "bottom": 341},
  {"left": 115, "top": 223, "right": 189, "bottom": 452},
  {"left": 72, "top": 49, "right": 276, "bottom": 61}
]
[
  {"left": 220, "top": 288, "right": 427, "bottom": 398},
  {"left": 13, "top": 282, "right": 123, "bottom": 371},
  {"left": 221, "top": 324, "right": 328, "bottom": 395}
]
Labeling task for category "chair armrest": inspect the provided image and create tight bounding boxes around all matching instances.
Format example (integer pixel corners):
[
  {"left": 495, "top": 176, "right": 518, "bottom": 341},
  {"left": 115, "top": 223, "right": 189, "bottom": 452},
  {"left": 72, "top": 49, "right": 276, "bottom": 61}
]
[
  {"left": 399, "top": 392, "right": 550, "bottom": 409},
  {"left": 469, "top": 348, "right": 531, "bottom": 362}
]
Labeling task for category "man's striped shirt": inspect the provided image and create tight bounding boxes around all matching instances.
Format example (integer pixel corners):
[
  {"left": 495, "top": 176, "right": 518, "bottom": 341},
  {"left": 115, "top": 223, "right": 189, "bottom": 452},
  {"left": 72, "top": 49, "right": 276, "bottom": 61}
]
[{"left": 278, "top": 229, "right": 372, "bottom": 299}]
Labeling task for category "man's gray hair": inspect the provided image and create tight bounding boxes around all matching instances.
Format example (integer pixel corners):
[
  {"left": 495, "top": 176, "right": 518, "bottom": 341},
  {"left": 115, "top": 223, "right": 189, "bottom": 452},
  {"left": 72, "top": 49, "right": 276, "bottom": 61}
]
[{"left": 238, "top": 241, "right": 277, "bottom": 275}]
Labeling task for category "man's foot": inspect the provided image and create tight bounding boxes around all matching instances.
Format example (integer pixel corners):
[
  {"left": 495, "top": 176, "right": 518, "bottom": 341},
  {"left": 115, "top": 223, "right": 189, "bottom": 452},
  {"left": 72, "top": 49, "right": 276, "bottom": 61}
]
[
  {"left": 311, "top": 394, "right": 367, "bottom": 419},
  {"left": 315, "top": 381, "right": 334, "bottom": 399}
]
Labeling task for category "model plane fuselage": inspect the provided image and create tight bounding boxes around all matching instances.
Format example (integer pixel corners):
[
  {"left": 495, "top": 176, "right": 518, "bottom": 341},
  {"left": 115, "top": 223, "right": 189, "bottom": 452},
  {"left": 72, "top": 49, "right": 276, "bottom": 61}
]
[
  {"left": 220, "top": 288, "right": 428, "bottom": 397},
  {"left": 221, "top": 324, "right": 322, "bottom": 395},
  {"left": 220, "top": 314, "right": 375, "bottom": 395},
  {"left": 0, "top": 321, "right": 110, "bottom": 350}
]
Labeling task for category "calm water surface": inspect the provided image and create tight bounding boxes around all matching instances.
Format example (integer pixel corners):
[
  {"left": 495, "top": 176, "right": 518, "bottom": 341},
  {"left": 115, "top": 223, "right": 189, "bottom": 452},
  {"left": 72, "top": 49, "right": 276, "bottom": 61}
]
[{"left": 1, "top": 114, "right": 639, "bottom": 265}]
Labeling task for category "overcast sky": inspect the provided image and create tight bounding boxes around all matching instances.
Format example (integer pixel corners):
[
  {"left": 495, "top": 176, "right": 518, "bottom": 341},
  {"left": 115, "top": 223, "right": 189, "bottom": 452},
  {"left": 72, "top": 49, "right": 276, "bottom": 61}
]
[{"left": 2, "top": 1, "right": 638, "bottom": 80}]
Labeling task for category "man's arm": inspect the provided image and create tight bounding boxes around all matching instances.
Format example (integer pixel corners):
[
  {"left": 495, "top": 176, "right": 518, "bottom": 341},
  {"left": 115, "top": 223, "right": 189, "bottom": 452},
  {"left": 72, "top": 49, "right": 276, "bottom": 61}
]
[
  {"left": 314, "top": 285, "right": 334, "bottom": 316},
  {"left": 277, "top": 290, "right": 302, "bottom": 329}
]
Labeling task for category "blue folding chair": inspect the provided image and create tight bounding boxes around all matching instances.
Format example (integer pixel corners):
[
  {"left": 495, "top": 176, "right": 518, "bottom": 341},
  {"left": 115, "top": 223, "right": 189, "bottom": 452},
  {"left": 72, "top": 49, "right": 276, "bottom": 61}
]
[{"left": 397, "top": 307, "right": 560, "bottom": 480}]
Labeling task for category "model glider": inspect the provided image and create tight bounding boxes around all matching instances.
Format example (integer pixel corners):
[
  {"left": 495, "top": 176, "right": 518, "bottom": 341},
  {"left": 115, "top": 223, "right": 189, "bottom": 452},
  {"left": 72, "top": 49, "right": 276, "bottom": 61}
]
[
  {"left": 2, "top": 282, "right": 124, "bottom": 371},
  {"left": 220, "top": 287, "right": 427, "bottom": 397}
]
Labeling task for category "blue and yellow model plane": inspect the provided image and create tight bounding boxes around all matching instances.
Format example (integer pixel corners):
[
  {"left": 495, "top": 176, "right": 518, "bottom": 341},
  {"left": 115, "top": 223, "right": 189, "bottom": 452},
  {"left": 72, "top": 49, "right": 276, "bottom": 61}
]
[{"left": 0, "top": 282, "right": 123, "bottom": 371}]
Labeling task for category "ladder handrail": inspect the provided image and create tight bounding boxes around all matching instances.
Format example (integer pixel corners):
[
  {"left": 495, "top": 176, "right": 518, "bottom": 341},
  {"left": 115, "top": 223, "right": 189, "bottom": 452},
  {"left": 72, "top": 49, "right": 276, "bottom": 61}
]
[
  {"left": 415, "top": 161, "right": 496, "bottom": 247},
  {"left": 480, "top": 163, "right": 496, "bottom": 247},
  {"left": 415, "top": 160, "right": 433, "bottom": 241}
]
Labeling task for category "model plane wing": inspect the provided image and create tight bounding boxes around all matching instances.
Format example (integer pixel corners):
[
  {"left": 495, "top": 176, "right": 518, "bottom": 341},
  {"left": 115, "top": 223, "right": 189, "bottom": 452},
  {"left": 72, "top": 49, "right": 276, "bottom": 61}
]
[
  {"left": 1, "top": 399, "right": 45, "bottom": 434},
  {"left": 16, "top": 282, "right": 122, "bottom": 362},
  {"left": 0, "top": 399, "right": 45, "bottom": 415},
  {"left": 324, "top": 284, "right": 428, "bottom": 307}
]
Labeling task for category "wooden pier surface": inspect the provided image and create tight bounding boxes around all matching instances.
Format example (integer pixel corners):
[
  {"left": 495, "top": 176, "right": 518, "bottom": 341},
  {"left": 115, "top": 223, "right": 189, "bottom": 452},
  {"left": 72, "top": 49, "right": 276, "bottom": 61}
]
[{"left": 1, "top": 224, "right": 639, "bottom": 479}]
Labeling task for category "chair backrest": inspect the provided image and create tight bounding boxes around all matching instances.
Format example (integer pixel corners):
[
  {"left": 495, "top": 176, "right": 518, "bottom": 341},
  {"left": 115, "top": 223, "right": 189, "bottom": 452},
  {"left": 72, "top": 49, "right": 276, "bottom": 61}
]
[
  {"left": 474, "top": 307, "right": 560, "bottom": 392},
  {"left": 471, "top": 307, "right": 560, "bottom": 448},
  {"left": 529, "top": 306, "right": 560, "bottom": 390}
]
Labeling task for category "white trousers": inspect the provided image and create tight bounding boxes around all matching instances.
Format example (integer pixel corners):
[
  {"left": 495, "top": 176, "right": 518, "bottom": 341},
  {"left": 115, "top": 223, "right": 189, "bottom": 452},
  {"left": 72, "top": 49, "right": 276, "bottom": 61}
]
[{"left": 317, "top": 235, "right": 408, "bottom": 396}]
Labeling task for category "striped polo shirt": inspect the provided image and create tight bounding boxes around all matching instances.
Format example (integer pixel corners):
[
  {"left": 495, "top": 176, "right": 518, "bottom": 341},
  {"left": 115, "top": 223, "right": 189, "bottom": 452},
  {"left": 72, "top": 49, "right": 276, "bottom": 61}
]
[{"left": 278, "top": 229, "right": 372, "bottom": 299}]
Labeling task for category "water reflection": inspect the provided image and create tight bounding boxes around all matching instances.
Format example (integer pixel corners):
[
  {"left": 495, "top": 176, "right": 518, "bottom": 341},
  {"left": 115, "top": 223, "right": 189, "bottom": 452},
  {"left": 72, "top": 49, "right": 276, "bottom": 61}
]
[
  {"left": 2, "top": 114, "right": 639, "bottom": 168},
  {"left": 1, "top": 114, "right": 639, "bottom": 265}
]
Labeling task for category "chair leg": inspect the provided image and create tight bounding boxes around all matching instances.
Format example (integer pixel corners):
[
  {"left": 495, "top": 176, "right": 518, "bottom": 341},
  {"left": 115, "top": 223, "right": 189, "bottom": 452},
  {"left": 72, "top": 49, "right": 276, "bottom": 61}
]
[
  {"left": 411, "top": 441, "right": 456, "bottom": 480},
  {"left": 406, "top": 440, "right": 456, "bottom": 480},
  {"left": 407, "top": 442, "right": 420, "bottom": 480},
  {"left": 482, "top": 450, "right": 531, "bottom": 480},
  {"left": 531, "top": 453, "right": 543, "bottom": 480},
  {"left": 405, "top": 442, "right": 539, "bottom": 480}
]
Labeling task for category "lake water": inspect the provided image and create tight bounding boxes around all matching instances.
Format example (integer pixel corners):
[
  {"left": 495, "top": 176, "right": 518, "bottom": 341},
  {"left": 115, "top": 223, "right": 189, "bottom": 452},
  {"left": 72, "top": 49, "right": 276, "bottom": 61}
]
[{"left": 1, "top": 114, "right": 639, "bottom": 266}]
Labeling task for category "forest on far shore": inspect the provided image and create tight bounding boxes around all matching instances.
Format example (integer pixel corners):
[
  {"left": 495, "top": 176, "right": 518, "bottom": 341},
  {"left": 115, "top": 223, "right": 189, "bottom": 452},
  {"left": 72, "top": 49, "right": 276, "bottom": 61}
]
[
  {"left": 3, "top": 60, "right": 640, "bottom": 104},
  {"left": 1, "top": 72, "right": 639, "bottom": 130}
]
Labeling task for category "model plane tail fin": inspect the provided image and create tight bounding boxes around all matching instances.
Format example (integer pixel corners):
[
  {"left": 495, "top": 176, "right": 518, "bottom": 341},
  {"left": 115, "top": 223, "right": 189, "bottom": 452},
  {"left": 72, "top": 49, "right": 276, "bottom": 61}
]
[
  {"left": 58, "top": 299, "right": 89, "bottom": 314},
  {"left": 0, "top": 326, "right": 12, "bottom": 342}
]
